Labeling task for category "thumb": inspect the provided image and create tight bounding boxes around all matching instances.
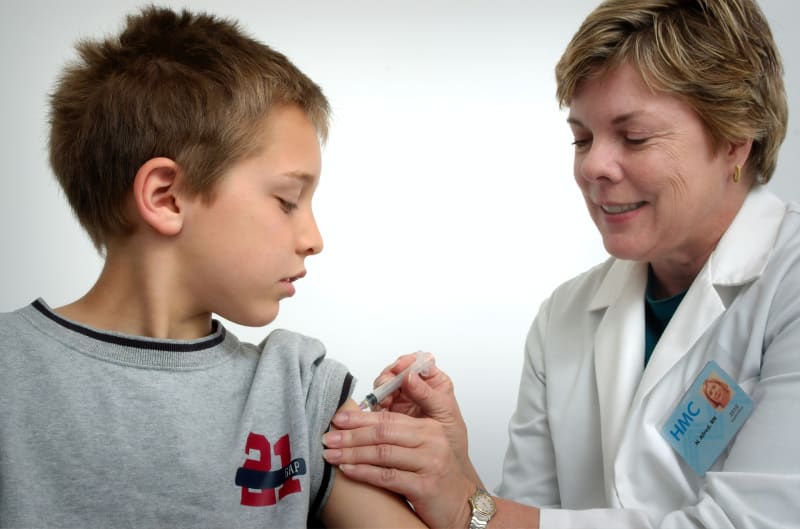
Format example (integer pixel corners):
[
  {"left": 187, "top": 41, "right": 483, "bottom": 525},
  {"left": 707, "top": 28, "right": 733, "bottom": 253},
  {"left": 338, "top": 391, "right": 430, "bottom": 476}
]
[{"left": 404, "top": 371, "right": 456, "bottom": 421}]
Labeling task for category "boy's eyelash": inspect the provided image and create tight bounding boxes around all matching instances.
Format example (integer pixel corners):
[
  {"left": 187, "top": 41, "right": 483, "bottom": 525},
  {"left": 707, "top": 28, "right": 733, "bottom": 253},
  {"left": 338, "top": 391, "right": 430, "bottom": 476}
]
[{"left": 277, "top": 197, "right": 298, "bottom": 213}]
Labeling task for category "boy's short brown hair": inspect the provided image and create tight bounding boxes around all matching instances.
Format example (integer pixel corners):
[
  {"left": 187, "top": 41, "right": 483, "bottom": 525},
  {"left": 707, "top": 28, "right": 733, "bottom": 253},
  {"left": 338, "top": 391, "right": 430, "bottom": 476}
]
[{"left": 49, "top": 5, "right": 330, "bottom": 250}]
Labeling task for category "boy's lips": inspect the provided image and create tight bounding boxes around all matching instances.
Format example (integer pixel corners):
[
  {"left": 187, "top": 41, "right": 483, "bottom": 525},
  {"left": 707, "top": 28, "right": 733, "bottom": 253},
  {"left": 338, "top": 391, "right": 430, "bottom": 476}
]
[
  {"left": 282, "top": 270, "right": 306, "bottom": 283},
  {"left": 279, "top": 271, "right": 304, "bottom": 297}
]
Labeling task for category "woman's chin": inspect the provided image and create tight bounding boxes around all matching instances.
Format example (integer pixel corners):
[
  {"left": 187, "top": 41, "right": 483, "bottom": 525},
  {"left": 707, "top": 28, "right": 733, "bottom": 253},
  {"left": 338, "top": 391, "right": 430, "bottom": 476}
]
[{"left": 602, "top": 240, "right": 649, "bottom": 263}]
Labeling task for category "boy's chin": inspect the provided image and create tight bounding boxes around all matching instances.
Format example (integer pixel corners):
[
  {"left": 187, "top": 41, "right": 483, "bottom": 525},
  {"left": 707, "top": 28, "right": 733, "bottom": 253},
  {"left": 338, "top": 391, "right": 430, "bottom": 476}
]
[{"left": 221, "top": 304, "right": 280, "bottom": 328}]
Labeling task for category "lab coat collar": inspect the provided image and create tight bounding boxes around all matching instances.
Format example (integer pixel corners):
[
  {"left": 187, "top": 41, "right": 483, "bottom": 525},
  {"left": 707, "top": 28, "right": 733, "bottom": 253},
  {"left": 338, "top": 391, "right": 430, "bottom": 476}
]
[
  {"left": 587, "top": 186, "right": 785, "bottom": 312},
  {"left": 587, "top": 259, "right": 639, "bottom": 312},
  {"left": 707, "top": 185, "right": 785, "bottom": 288}
]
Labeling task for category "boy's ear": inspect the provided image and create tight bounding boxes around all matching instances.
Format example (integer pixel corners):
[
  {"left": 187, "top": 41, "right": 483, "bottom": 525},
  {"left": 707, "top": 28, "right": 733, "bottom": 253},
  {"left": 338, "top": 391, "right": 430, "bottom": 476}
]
[{"left": 132, "top": 157, "right": 185, "bottom": 237}]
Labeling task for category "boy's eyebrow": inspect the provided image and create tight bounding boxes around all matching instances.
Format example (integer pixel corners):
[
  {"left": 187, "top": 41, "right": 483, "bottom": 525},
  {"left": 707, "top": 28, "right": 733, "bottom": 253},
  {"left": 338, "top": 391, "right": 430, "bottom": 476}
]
[{"left": 281, "top": 171, "right": 316, "bottom": 183}]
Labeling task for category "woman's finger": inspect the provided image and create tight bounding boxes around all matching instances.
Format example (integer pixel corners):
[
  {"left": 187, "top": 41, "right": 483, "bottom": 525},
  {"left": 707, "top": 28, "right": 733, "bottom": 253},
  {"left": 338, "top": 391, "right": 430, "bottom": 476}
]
[
  {"left": 375, "top": 353, "right": 419, "bottom": 383},
  {"left": 373, "top": 353, "right": 442, "bottom": 385},
  {"left": 323, "top": 442, "right": 433, "bottom": 472},
  {"left": 329, "top": 408, "right": 418, "bottom": 431},
  {"left": 323, "top": 416, "right": 425, "bottom": 449},
  {"left": 334, "top": 463, "right": 426, "bottom": 499}
]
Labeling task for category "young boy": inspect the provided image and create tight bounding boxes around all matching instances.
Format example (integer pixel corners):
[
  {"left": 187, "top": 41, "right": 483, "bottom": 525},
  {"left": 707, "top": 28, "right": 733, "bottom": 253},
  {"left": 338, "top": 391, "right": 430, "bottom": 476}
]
[{"left": 0, "top": 6, "right": 424, "bottom": 528}]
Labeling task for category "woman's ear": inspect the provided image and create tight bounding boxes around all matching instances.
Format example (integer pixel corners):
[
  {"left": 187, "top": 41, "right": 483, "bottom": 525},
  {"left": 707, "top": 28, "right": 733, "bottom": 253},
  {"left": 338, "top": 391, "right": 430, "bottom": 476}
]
[
  {"left": 132, "top": 157, "right": 184, "bottom": 236},
  {"left": 727, "top": 138, "right": 754, "bottom": 173}
]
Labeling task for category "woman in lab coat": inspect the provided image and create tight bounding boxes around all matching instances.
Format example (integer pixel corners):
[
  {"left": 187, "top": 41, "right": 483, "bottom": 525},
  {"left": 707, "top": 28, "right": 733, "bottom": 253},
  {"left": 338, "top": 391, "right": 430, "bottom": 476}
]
[{"left": 322, "top": 0, "right": 796, "bottom": 527}]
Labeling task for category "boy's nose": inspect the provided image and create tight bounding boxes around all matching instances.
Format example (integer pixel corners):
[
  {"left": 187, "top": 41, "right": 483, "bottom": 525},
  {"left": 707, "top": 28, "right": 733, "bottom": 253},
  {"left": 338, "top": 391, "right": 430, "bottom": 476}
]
[{"left": 298, "top": 213, "right": 323, "bottom": 256}]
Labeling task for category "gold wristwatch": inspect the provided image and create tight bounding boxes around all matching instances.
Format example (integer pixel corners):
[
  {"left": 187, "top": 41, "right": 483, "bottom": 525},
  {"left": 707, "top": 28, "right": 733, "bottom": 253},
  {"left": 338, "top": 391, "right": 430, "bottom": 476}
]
[{"left": 468, "top": 488, "right": 496, "bottom": 529}]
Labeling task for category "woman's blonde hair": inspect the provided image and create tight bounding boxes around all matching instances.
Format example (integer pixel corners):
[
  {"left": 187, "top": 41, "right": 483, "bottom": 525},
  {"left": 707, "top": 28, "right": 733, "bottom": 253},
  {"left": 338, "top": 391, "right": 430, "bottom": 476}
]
[{"left": 555, "top": 0, "right": 787, "bottom": 183}]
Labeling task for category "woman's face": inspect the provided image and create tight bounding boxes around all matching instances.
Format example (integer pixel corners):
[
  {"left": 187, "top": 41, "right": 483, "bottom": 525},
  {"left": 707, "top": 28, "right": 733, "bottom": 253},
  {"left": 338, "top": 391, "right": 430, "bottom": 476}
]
[
  {"left": 704, "top": 380, "right": 729, "bottom": 408},
  {"left": 568, "top": 61, "right": 748, "bottom": 273}
]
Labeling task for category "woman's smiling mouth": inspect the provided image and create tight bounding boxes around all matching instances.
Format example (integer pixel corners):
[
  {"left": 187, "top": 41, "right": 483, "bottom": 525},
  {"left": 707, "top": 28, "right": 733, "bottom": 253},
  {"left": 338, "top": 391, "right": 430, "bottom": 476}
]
[{"left": 601, "top": 202, "right": 646, "bottom": 214}]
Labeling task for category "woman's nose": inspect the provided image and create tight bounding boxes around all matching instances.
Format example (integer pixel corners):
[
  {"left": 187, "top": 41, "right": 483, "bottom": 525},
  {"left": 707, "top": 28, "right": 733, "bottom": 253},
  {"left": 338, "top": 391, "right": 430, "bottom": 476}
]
[{"left": 576, "top": 139, "right": 622, "bottom": 183}]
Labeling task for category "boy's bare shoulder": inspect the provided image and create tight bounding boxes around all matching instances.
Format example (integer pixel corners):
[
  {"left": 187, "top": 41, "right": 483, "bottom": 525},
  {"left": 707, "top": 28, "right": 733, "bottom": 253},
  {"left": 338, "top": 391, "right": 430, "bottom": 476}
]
[{"left": 320, "top": 399, "right": 427, "bottom": 528}]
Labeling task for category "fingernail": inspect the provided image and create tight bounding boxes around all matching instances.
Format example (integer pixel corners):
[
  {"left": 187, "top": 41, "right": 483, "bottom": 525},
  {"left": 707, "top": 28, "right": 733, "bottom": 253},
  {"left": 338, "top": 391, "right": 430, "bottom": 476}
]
[
  {"left": 322, "top": 431, "right": 341, "bottom": 446},
  {"left": 339, "top": 464, "right": 354, "bottom": 472},
  {"left": 332, "top": 412, "right": 348, "bottom": 425},
  {"left": 323, "top": 449, "right": 342, "bottom": 461}
]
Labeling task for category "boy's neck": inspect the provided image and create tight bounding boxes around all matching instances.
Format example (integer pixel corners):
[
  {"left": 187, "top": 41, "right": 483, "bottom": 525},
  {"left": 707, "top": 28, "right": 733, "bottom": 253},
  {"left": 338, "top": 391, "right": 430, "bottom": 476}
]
[{"left": 56, "top": 244, "right": 214, "bottom": 340}]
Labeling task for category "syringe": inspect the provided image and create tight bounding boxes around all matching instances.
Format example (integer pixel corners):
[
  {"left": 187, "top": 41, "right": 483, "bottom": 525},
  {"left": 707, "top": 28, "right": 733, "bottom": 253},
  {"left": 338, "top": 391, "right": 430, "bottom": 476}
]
[{"left": 358, "top": 351, "right": 435, "bottom": 411}]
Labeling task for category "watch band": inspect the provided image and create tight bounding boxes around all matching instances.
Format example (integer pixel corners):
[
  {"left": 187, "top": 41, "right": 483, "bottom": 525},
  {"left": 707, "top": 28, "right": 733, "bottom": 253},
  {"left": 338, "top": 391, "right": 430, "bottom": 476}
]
[
  {"left": 469, "top": 517, "right": 490, "bottom": 529},
  {"left": 468, "top": 488, "right": 496, "bottom": 529}
]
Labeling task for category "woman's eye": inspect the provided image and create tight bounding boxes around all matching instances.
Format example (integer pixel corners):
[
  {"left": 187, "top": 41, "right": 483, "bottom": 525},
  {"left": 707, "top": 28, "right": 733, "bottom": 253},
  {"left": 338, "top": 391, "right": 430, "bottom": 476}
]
[
  {"left": 572, "top": 138, "right": 591, "bottom": 149},
  {"left": 277, "top": 197, "right": 298, "bottom": 213},
  {"left": 625, "top": 136, "right": 648, "bottom": 145}
]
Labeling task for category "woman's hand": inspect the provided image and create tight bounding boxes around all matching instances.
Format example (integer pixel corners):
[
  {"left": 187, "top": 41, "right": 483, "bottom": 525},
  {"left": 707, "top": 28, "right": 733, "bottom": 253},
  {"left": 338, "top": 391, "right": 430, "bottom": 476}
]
[
  {"left": 371, "top": 353, "right": 455, "bottom": 417},
  {"left": 322, "top": 354, "right": 481, "bottom": 528},
  {"left": 373, "top": 354, "right": 473, "bottom": 471}
]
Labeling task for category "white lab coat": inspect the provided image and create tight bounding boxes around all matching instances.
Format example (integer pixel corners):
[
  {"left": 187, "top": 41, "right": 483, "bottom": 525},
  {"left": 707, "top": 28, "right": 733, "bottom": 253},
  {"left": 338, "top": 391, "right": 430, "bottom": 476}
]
[{"left": 497, "top": 187, "right": 800, "bottom": 528}]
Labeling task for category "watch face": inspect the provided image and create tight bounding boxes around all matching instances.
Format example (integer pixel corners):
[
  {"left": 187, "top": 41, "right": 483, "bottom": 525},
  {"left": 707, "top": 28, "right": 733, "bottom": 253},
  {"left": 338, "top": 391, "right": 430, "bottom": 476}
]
[{"left": 473, "top": 492, "right": 496, "bottom": 515}]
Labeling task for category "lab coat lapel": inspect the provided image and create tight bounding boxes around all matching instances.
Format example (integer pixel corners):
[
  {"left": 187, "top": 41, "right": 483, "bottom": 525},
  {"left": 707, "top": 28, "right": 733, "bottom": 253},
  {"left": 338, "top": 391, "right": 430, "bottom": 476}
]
[
  {"left": 635, "top": 267, "right": 724, "bottom": 403},
  {"left": 634, "top": 187, "right": 783, "bottom": 404},
  {"left": 592, "top": 259, "right": 647, "bottom": 478}
]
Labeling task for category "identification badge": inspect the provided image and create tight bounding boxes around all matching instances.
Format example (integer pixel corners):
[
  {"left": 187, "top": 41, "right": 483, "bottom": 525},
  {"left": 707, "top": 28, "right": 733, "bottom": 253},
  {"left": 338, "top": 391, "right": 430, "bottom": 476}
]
[{"left": 660, "top": 360, "right": 753, "bottom": 476}]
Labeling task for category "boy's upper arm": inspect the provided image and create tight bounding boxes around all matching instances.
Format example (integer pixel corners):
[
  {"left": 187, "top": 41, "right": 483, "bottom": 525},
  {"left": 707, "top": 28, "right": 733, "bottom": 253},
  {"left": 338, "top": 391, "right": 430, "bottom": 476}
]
[{"left": 319, "top": 399, "right": 428, "bottom": 529}]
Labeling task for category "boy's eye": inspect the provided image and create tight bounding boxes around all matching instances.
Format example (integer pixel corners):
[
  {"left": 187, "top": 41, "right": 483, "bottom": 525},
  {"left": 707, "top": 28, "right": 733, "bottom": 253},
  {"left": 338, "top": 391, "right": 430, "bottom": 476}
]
[
  {"left": 572, "top": 138, "right": 591, "bottom": 149},
  {"left": 277, "top": 197, "right": 298, "bottom": 213}
]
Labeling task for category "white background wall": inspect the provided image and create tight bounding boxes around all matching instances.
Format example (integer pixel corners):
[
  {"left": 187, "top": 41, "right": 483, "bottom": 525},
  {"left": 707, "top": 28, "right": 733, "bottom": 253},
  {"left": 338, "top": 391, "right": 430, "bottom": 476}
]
[{"left": 2, "top": 0, "right": 797, "bottom": 491}]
